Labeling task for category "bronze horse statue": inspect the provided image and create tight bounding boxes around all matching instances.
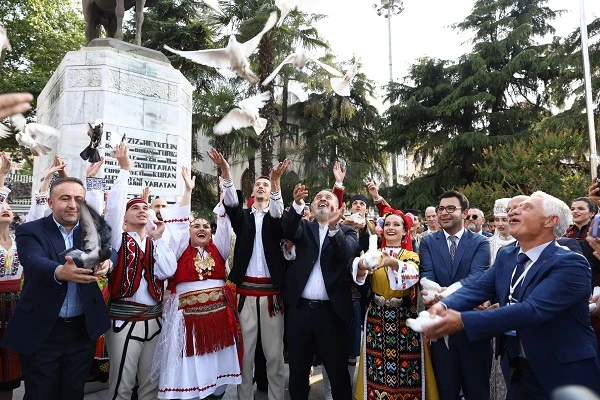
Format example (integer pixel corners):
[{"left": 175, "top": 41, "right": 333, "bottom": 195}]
[{"left": 82, "top": 0, "right": 157, "bottom": 46}]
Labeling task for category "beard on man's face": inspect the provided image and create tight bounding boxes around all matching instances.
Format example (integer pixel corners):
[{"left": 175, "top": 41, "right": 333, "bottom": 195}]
[{"left": 314, "top": 208, "right": 329, "bottom": 221}]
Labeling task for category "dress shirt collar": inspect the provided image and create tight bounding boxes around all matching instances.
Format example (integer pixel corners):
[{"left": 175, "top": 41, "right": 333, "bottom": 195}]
[
  {"left": 250, "top": 205, "right": 268, "bottom": 215},
  {"left": 519, "top": 240, "right": 553, "bottom": 265},
  {"left": 443, "top": 227, "right": 465, "bottom": 242},
  {"left": 52, "top": 216, "right": 79, "bottom": 236}
]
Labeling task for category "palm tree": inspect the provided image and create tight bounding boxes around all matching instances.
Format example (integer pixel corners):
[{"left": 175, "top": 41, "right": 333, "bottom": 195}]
[{"left": 211, "top": 0, "right": 330, "bottom": 176}]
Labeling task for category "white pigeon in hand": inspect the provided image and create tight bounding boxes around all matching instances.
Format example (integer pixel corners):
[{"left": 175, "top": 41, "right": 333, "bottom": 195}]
[
  {"left": 163, "top": 11, "right": 277, "bottom": 84},
  {"left": 213, "top": 91, "right": 271, "bottom": 136},
  {"left": 0, "top": 26, "right": 11, "bottom": 53},
  {"left": 421, "top": 278, "right": 463, "bottom": 302},
  {"left": 406, "top": 310, "right": 449, "bottom": 348},
  {"left": 331, "top": 62, "right": 358, "bottom": 97},
  {"left": 1, "top": 114, "right": 58, "bottom": 156},
  {"left": 262, "top": 48, "right": 342, "bottom": 86},
  {"left": 421, "top": 277, "right": 442, "bottom": 302}
]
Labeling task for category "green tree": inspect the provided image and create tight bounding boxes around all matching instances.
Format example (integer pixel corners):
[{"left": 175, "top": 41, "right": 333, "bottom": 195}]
[
  {"left": 382, "top": 0, "right": 561, "bottom": 208},
  {"left": 541, "top": 17, "right": 600, "bottom": 137},
  {"left": 0, "top": 0, "right": 85, "bottom": 152},
  {"left": 287, "top": 60, "right": 387, "bottom": 196},
  {"left": 212, "top": 0, "right": 329, "bottom": 176},
  {"left": 458, "top": 131, "right": 588, "bottom": 214}
]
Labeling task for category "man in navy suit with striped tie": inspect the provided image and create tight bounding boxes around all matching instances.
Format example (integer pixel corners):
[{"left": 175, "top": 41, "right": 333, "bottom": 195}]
[
  {"left": 425, "top": 192, "right": 600, "bottom": 399},
  {"left": 419, "top": 190, "right": 492, "bottom": 400}
]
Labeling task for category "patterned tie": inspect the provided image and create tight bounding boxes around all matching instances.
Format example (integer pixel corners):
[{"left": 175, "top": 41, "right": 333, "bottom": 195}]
[
  {"left": 448, "top": 235, "right": 458, "bottom": 261},
  {"left": 511, "top": 253, "right": 530, "bottom": 288}
]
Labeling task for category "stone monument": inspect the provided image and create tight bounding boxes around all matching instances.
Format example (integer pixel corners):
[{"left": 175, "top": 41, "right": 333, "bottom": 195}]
[{"left": 33, "top": 38, "right": 193, "bottom": 203}]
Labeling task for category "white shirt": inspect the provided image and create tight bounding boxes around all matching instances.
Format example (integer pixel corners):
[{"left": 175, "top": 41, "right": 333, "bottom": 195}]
[
  {"left": 514, "top": 240, "right": 553, "bottom": 358},
  {"left": 291, "top": 201, "right": 339, "bottom": 300},
  {"left": 443, "top": 228, "right": 465, "bottom": 252}
]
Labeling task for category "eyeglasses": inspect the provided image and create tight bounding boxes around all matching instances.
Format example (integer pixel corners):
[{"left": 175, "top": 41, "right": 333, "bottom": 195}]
[
  {"left": 435, "top": 205, "right": 462, "bottom": 214},
  {"left": 465, "top": 215, "right": 479, "bottom": 220}
]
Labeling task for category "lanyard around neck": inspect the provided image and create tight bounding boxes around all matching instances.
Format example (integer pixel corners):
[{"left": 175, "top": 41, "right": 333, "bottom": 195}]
[{"left": 508, "top": 258, "right": 532, "bottom": 300}]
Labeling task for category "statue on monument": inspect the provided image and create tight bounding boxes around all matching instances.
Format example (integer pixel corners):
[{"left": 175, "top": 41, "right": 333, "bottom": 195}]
[{"left": 82, "top": 0, "right": 157, "bottom": 46}]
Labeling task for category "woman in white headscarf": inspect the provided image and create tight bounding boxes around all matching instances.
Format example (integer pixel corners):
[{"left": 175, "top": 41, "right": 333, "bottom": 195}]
[{"left": 489, "top": 198, "right": 513, "bottom": 264}]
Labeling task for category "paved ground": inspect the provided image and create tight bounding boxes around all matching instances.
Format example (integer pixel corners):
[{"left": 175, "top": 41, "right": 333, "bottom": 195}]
[{"left": 13, "top": 364, "right": 331, "bottom": 399}]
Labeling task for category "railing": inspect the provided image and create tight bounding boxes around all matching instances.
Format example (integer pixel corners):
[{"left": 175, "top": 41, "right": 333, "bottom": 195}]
[{"left": 6, "top": 174, "right": 33, "bottom": 183}]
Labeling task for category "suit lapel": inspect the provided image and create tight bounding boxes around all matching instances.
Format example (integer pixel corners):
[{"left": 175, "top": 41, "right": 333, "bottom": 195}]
[
  {"left": 73, "top": 226, "right": 82, "bottom": 251},
  {"left": 309, "top": 221, "right": 321, "bottom": 249},
  {"left": 452, "top": 231, "right": 473, "bottom": 279},
  {"left": 42, "top": 215, "right": 67, "bottom": 261},
  {"left": 434, "top": 231, "right": 453, "bottom": 278},
  {"left": 518, "top": 241, "right": 557, "bottom": 300}
]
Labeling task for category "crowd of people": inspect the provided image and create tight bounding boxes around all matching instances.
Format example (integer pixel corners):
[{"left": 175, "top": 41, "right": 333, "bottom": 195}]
[{"left": 0, "top": 93, "right": 600, "bottom": 400}]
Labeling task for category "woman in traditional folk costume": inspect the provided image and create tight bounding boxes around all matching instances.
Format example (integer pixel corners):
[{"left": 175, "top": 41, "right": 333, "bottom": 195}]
[
  {"left": 155, "top": 167, "right": 242, "bottom": 400},
  {"left": 0, "top": 155, "right": 22, "bottom": 400},
  {"left": 352, "top": 211, "right": 438, "bottom": 400}
]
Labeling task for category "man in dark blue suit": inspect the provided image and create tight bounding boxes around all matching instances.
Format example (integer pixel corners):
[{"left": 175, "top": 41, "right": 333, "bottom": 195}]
[
  {"left": 419, "top": 190, "right": 492, "bottom": 400},
  {"left": 2, "top": 177, "right": 112, "bottom": 400},
  {"left": 425, "top": 191, "right": 600, "bottom": 399}
]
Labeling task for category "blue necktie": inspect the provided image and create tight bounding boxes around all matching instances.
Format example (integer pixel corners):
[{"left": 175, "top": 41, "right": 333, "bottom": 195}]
[{"left": 511, "top": 253, "right": 530, "bottom": 294}]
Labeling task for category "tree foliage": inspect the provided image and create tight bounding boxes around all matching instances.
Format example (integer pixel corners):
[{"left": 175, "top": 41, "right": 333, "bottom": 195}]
[
  {"left": 287, "top": 60, "right": 387, "bottom": 196},
  {"left": 459, "top": 131, "right": 588, "bottom": 214},
  {"left": 0, "top": 0, "right": 85, "bottom": 153},
  {"left": 380, "top": 0, "right": 599, "bottom": 211}
]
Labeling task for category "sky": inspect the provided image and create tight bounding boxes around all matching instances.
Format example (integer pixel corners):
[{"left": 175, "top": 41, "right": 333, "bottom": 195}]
[{"left": 313, "top": 0, "right": 600, "bottom": 95}]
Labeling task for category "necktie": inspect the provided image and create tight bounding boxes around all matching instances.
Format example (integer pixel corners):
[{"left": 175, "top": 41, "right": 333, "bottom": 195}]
[
  {"left": 511, "top": 253, "right": 530, "bottom": 287},
  {"left": 449, "top": 235, "right": 458, "bottom": 261}
]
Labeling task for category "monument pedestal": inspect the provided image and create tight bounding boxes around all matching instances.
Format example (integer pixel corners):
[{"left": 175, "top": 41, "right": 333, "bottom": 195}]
[{"left": 34, "top": 38, "right": 193, "bottom": 202}]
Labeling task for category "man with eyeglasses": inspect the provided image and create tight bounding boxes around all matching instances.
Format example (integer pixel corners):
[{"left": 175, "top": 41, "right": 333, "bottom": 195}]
[
  {"left": 424, "top": 192, "right": 600, "bottom": 399},
  {"left": 465, "top": 208, "right": 493, "bottom": 237},
  {"left": 419, "top": 190, "right": 492, "bottom": 400}
]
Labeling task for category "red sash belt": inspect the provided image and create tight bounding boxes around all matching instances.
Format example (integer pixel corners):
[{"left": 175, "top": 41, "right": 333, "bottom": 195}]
[
  {"left": 0, "top": 279, "right": 20, "bottom": 293},
  {"left": 236, "top": 277, "right": 283, "bottom": 317}
]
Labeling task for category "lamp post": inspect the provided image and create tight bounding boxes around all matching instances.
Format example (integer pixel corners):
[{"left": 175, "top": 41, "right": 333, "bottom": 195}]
[
  {"left": 374, "top": 0, "right": 404, "bottom": 185},
  {"left": 579, "top": 0, "right": 598, "bottom": 180}
]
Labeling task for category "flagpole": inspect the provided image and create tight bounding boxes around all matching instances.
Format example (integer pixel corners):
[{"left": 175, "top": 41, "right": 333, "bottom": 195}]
[{"left": 580, "top": 0, "right": 598, "bottom": 179}]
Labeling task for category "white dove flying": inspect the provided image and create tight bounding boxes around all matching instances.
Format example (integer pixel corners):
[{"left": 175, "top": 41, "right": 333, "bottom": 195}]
[
  {"left": 0, "top": 26, "right": 11, "bottom": 54},
  {"left": 262, "top": 48, "right": 342, "bottom": 86},
  {"left": 213, "top": 91, "right": 271, "bottom": 136},
  {"left": 275, "top": 0, "right": 319, "bottom": 27},
  {"left": 1, "top": 114, "right": 58, "bottom": 156},
  {"left": 275, "top": 0, "right": 300, "bottom": 27},
  {"left": 331, "top": 62, "right": 358, "bottom": 97},
  {"left": 163, "top": 11, "right": 277, "bottom": 84}
]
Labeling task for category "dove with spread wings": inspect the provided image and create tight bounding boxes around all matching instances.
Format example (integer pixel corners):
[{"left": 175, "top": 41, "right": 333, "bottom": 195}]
[
  {"left": 262, "top": 48, "right": 342, "bottom": 86},
  {"left": 331, "top": 62, "right": 359, "bottom": 97},
  {"left": 0, "top": 114, "right": 58, "bottom": 156},
  {"left": 80, "top": 119, "right": 103, "bottom": 163},
  {"left": 213, "top": 91, "right": 271, "bottom": 136},
  {"left": 163, "top": 11, "right": 277, "bottom": 84}
]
